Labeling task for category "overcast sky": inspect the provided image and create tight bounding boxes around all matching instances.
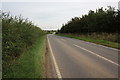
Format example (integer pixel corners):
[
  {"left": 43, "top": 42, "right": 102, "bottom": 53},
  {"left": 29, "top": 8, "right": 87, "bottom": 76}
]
[{"left": 1, "top": 0, "right": 119, "bottom": 30}]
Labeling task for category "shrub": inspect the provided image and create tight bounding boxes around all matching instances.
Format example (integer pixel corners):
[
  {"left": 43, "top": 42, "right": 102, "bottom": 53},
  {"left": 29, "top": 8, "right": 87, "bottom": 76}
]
[{"left": 2, "top": 11, "right": 44, "bottom": 62}]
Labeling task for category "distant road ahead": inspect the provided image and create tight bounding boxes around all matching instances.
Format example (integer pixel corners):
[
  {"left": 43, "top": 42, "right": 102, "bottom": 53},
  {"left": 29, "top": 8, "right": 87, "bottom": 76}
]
[{"left": 47, "top": 34, "right": 119, "bottom": 78}]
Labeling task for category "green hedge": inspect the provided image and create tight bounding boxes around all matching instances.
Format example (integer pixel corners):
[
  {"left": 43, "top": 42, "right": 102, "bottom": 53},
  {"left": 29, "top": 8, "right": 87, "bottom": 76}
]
[{"left": 2, "top": 11, "right": 44, "bottom": 62}]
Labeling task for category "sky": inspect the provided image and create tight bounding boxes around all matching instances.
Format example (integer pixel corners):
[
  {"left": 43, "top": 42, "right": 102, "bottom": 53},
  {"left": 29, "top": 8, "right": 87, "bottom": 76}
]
[{"left": 1, "top": 0, "right": 119, "bottom": 30}]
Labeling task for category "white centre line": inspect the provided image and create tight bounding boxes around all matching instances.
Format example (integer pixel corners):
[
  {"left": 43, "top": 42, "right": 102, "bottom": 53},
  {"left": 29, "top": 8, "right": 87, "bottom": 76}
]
[
  {"left": 83, "top": 41, "right": 120, "bottom": 51},
  {"left": 47, "top": 36, "right": 62, "bottom": 79},
  {"left": 73, "top": 44, "right": 119, "bottom": 66}
]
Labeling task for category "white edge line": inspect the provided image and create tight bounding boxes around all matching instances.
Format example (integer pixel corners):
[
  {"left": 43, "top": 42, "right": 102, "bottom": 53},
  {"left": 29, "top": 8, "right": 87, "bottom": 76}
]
[
  {"left": 47, "top": 35, "right": 62, "bottom": 79},
  {"left": 73, "top": 44, "right": 119, "bottom": 66}
]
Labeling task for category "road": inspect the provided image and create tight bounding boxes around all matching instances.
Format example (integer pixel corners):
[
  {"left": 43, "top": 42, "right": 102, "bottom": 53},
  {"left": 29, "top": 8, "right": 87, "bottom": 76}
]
[{"left": 47, "top": 34, "right": 119, "bottom": 78}]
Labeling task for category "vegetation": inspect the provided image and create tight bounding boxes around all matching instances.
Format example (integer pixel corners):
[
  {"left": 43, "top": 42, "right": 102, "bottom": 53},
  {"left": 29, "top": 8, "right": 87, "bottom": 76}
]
[
  {"left": 3, "top": 36, "right": 46, "bottom": 78},
  {"left": 59, "top": 6, "right": 120, "bottom": 34},
  {"left": 2, "top": 11, "right": 46, "bottom": 78},
  {"left": 58, "top": 6, "right": 120, "bottom": 48},
  {"left": 57, "top": 33, "right": 119, "bottom": 49},
  {"left": 44, "top": 30, "right": 57, "bottom": 34}
]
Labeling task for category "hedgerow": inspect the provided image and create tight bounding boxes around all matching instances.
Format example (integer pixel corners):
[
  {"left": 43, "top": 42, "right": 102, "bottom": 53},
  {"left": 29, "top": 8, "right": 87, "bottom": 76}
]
[{"left": 2, "top": 11, "right": 44, "bottom": 62}]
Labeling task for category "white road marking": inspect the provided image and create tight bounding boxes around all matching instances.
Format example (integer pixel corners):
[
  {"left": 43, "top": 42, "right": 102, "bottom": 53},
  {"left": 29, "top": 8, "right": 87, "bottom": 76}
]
[
  {"left": 73, "top": 44, "right": 119, "bottom": 66},
  {"left": 47, "top": 36, "right": 62, "bottom": 79},
  {"left": 77, "top": 40, "right": 119, "bottom": 51},
  {"left": 61, "top": 39, "right": 66, "bottom": 41}
]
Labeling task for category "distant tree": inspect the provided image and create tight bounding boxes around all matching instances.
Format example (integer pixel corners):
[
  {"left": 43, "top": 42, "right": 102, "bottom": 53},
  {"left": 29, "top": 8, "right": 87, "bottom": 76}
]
[{"left": 59, "top": 6, "right": 119, "bottom": 34}]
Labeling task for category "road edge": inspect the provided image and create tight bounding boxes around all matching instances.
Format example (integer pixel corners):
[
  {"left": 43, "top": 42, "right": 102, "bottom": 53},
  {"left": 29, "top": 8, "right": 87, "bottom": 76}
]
[{"left": 47, "top": 35, "right": 62, "bottom": 79}]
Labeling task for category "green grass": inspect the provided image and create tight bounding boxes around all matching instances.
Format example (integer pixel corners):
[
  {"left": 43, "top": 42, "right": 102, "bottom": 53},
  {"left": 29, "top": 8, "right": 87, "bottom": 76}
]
[
  {"left": 57, "top": 34, "right": 119, "bottom": 49},
  {"left": 3, "top": 35, "right": 46, "bottom": 78}
]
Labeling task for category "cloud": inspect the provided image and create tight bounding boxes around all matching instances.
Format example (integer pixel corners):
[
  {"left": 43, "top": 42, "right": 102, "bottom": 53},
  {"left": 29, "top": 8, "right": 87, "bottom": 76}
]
[
  {"left": 2, "top": 0, "right": 119, "bottom": 2},
  {"left": 2, "top": 2, "right": 118, "bottom": 30}
]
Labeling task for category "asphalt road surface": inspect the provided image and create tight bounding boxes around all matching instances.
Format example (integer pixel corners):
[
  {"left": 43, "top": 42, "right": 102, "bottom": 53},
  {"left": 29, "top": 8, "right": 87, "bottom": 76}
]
[{"left": 47, "top": 34, "right": 119, "bottom": 78}]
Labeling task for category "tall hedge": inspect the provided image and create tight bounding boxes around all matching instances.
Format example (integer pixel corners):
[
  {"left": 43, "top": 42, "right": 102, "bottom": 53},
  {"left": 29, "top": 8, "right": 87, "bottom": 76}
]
[{"left": 2, "top": 11, "right": 44, "bottom": 62}]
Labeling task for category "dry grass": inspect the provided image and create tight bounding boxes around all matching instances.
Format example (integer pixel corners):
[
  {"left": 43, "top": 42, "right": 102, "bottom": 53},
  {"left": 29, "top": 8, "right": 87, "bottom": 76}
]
[{"left": 82, "top": 33, "right": 119, "bottom": 43}]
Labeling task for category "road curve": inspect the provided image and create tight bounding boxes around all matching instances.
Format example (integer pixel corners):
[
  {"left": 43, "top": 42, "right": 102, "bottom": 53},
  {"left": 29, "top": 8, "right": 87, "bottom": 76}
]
[{"left": 47, "top": 34, "right": 119, "bottom": 78}]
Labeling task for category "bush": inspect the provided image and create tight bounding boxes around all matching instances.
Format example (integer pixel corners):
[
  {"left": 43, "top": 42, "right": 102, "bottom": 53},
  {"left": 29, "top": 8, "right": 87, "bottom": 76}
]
[{"left": 2, "top": 11, "right": 44, "bottom": 62}]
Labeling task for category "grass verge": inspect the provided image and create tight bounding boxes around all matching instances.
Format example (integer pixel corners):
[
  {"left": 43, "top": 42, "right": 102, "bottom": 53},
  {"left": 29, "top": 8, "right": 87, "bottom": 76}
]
[
  {"left": 57, "top": 34, "right": 119, "bottom": 49},
  {"left": 3, "top": 35, "right": 46, "bottom": 78}
]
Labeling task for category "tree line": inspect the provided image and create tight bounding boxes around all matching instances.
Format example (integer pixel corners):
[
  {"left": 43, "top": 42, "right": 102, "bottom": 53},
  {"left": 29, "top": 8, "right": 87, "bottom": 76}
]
[{"left": 58, "top": 6, "right": 120, "bottom": 34}]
